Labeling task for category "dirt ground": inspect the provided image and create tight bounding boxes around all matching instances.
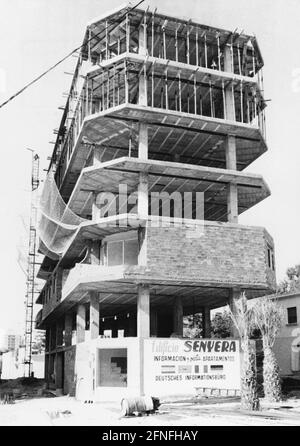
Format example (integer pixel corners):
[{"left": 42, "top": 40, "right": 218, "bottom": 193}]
[{"left": 1, "top": 394, "right": 300, "bottom": 426}]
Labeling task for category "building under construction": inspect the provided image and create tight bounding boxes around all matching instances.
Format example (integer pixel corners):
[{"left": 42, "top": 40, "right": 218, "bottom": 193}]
[{"left": 35, "top": 4, "right": 276, "bottom": 400}]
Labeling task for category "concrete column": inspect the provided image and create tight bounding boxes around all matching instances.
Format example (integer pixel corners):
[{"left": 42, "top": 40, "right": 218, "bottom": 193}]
[
  {"left": 138, "top": 22, "right": 147, "bottom": 56},
  {"left": 127, "top": 313, "right": 136, "bottom": 337},
  {"left": 225, "top": 135, "right": 237, "bottom": 170},
  {"left": 224, "top": 45, "right": 236, "bottom": 122},
  {"left": 224, "top": 44, "right": 233, "bottom": 73},
  {"left": 90, "top": 241, "right": 100, "bottom": 265},
  {"left": 173, "top": 296, "right": 183, "bottom": 337},
  {"left": 202, "top": 307, "right": 211, "bottom": 338},
  {"left": 56, "top": 319, "right": 64, "bottom": 347},
  {"left": 138, "top": 123, "right": 148, "bottom": 159},
  {"left": 227, "top": 183, "right": 238, "bottom": 223},
  {"left": 137, "top": 172, "right": 148, "bottom": 218},
  {"left": 137, "top": 284, "right": 150, "bottom": 396},
  {"left": 65, "top": 313, "right": 73, "bottom": 347},
  {"left": 45, "top": 327, "right": 50, "bottom": 353},
  {"left": 137, "top": 284, "right": 150, "bottom": 338},
  {"left": 229, "top": 288, "right": 242, "bottom": 338},
  {"left": 138, "top": 22, "right": 147, "bottom": 106},
  {"left": 93, "top": 146, "right": 103, "bottom": 166},
  {"left": 137, "top": 171, "right": 148, "bottom": 267},
  {"left": 76, "top": 304, "right": 86, "bottom": 343},
  {"left": 55, "top": 353, "right": 63, "bottom": 390},
  {"left": 150, "top": 308, "right": 158, "bottom": 337},
  {"left": 90, "top": 292, "right": 100, "bottom": 340},
  {"left": 92, "top": 192, "right": 99, "bottom": 221},
  {"left": 44, "top": 354, "right": 49, "bottom": 387},
  {"left": 50, "top": 325, "right": 56, "bottom": 351},
  {"left": 226, "top": 135, "right": 238, "bottom": 224}
]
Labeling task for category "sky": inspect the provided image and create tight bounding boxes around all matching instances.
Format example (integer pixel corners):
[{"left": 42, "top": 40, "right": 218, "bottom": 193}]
[{"left": 0, "top": 0, "right": 299, "bottom": 332}]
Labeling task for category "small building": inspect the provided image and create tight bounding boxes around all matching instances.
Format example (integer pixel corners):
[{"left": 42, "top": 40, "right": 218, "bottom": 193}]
[
  {"left": 273, "top": 292, "right": 300, "bottom": 376},
  {"left": 0, "top": 329, "right": 21, "bottom": 352}
]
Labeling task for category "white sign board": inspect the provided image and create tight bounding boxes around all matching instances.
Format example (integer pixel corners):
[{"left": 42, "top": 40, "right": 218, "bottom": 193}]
[{"left": 144, "top": 338, "right": 241, "bottom": 396}]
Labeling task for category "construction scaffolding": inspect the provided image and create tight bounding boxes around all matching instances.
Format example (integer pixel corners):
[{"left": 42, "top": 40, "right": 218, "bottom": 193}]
[{"left": 24, "top": 151, "right": 40, "bottom": 377}]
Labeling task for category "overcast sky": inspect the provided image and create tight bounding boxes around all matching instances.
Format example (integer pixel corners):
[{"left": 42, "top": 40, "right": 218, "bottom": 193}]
[{"left": 0, "top": 0, "right": 299, "bottom": 333}]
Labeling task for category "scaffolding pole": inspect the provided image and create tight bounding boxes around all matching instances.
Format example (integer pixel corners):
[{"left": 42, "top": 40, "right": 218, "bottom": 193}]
[{"left": 24, "top": 150, "right": 40, "bottom": 377}]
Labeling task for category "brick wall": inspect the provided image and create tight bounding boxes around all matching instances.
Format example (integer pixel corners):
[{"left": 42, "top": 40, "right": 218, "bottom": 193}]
[{"left": 146, "top": 221, "right": 276, "bottom": 290}]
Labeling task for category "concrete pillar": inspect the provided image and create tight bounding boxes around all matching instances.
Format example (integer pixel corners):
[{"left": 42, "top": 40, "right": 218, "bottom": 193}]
[
  {"left": 202, "top": 307, "right": 212, "bottom": 338},
  {"left": 225, "top": 135, "right": 238, "bottom": 224},
  {"left": 90, "top": 292, "right": 100, "bottom": 340},
  {"left": 138, "top": 123, "right": 148, "bottom": 160},
  {"left": 137, "top": 284, "right": 150, "bottom": 396},
  {"left": 137, "top": 171, "right": 148, "bottom": 266},
  {"left": 227, "top": 183, "right": 238, "bottom": 223},
  {"left": 138, "top": 21, "right": 147, "bottom": 106},
  {"left": 224, "top": 44, "right": 233, "bottom": 73},
  {"left": 127, "top": 313, "right": 136, "bottom": 337},
  {"left": 138, "top": 22, "right": 147, "bottom": 56},
  {"left": 49, "top": 354, "right": 55, "bottom": 386},
  {"left": 55, "top": 353, "right": 63, "bottom": 390},
  {"left": 76, "top": 304, "right": 86, "bottom": 343},
  {"left": 173, "top": 296, "right": 183, "bottom": 337},
  {"left": 89, "top": 241, "right": 100, "bottom": 265},
  {"left": 44, "top": 354, "right": 49, "bottom": 387},
  {"left": 137, "top": 172, "right": 148, "bottom": 218},
  {"left": 65, "top": 313, "right": 73, "bottom": 347},
  {"left": 45, "top": 327, "right": 50, "bottom": 353},
  {"left": 150, "top": 308, "right": 158, "bottom": 337},
  {"left": 137, "top": 284, "right": 150, "bottom": 338},
  {"left": 229, "top": 288, "right": 242, "bottom": 338},
  {"left": 137, "top": 124, "right": 149, "bottom": 268},
  {"left": 224, "top": 45, "right": 236, "bottom": 122},
  {"left": 225, "top": 135, "right": 237, "bottom": 170},
  {"left": 56, "top": 319, "right": 64, "bottom": 348},
  {"left": 50, "top": 325, "right": 56, "bottom": 351}
]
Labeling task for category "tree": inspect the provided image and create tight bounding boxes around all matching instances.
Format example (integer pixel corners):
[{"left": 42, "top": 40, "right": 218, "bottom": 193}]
[
  {"left": 229, "top": 293, "right": 260, "bottom": 411},
  {"left": 253, "top": 298, "right": 284, "bottom": 402},
  {"left": 277, "top": 264, "right": 300, "bottom": 294},
  {"left": 183, "top": 314, "right": 203, "bottom": 338},
  {"left": 211, "top": 311, "right": 232, "bottom": 338}
]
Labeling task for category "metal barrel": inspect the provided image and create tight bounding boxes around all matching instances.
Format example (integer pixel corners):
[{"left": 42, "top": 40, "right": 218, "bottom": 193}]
[{"left": 121, "top": 396, "right": 154, "bottom": 416}]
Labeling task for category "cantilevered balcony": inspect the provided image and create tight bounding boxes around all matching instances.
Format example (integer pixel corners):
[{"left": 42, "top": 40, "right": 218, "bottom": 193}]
[{"left": 67, "top": 157, "right": 270, "bottom": 221}]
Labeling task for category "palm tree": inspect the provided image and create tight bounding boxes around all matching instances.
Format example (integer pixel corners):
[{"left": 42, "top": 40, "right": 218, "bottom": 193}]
[
  {"left": 229, "top": 293, "right": 260, "bottom": 411},
  {"left": 253, "top": 298, "right": 283, "bottom": 402}
]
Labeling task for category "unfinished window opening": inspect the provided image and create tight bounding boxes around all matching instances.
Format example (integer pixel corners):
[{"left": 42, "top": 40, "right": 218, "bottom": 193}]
[
  {"left": 98, "top": 348, "right": 127, "bottom": 387},
  {"left": 104, "top": 232, "right": 139, "bottom": 267}
]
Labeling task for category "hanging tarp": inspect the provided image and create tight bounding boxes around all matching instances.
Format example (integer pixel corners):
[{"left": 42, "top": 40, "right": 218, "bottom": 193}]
[{"left": 38, "top": 171, "right": 87, "bottom": 259}]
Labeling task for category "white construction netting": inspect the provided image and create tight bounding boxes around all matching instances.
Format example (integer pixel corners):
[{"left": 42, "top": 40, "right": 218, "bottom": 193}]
[{"left": 38, "top": 171, "right": 86, "bottom": 260}]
